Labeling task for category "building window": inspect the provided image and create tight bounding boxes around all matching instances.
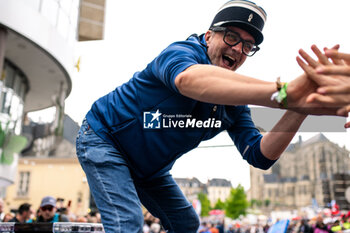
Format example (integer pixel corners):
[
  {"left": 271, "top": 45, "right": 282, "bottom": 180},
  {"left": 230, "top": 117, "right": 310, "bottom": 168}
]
[
  {"left": 1, "top": 90, "right": 13, "bottom": 114},
  {"left": 4, "top": 64, "right": 15, "bottom": 88},
  {"left": 0, "top": 60, "right": 28, "bottom": 133},
  {"left": 17, "top": 171, "right": 30, "bottom": 197}
]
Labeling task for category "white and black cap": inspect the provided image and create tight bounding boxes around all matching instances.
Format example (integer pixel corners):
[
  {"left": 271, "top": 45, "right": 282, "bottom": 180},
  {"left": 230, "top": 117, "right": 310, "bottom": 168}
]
[{"left": 210, "top": 0, "right": 267, "bottom": 45}]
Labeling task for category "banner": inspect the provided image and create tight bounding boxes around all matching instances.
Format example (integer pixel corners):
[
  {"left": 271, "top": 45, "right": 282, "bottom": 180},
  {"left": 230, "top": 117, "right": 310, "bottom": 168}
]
[{"left": 267, "top": 219, "right": 290, "bottom": 233}]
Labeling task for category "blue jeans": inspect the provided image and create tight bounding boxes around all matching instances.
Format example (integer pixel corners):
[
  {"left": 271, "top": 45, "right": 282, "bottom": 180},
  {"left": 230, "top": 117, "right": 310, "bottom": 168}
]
[{"left": 76, "top": 119, "right": 200, "bottom": 233}]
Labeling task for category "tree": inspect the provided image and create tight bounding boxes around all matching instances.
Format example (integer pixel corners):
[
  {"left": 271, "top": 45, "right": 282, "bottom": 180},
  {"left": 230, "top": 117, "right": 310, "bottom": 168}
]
[
  {"left": 264, "top": 199, "right": 271, "bottom": 207},
  {"left": 214, "top": 198, "right": 226, "bottom": 210},
  {"left": 250, "top": 199, "right": 257, "bottom": 208},
  {"left": 198, "top": 192, "right": 211, "bottom": 216},
  {"left": 225, "top": 184, "right": 249, "bottom": 219},
  {"left": 256, "top": 199, "right": 262, "bottom": 207}
]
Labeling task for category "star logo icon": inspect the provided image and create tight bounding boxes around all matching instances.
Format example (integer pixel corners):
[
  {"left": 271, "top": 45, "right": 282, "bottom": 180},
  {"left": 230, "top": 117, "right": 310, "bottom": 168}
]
[
  {"left": 150, "top": 109, "right": 161, "bottom": 122},
  {"left": 143, "top": 109, "right": 162, "bottom": 129}
]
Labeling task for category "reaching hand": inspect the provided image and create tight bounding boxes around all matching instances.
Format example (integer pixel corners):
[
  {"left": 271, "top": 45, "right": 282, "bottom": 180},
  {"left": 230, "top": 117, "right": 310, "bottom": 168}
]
[
  {"left": 296, "top": 45, "right": 350, "bottom": 127},
  {"left": 286, "top": 73, "right": 340, "bottom": 116}
]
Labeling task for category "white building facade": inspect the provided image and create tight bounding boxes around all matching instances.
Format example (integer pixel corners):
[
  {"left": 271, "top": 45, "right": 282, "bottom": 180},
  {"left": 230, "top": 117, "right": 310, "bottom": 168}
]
[{"left": 0, "top": 0, "right": 80, "bottom": 187}]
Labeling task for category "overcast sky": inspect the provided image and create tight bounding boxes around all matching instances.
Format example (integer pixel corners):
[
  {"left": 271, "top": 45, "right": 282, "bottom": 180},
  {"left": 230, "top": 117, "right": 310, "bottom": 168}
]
[{"left": 31, "top": 0, "right": 350, "bottom": 190}]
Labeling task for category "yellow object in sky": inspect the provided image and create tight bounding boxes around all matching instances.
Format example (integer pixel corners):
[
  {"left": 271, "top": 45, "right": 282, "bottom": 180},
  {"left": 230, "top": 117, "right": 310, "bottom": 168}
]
[{"left": 75, "top": 56, "right": 81, "bottom": 72}]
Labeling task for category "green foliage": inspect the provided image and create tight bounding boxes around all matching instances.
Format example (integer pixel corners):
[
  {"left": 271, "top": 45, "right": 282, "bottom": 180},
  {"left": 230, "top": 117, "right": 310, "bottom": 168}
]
[
  {"left": 225, "top": 184, "right": 249, "bottom": 219},
  {"left": 198, "top": 192, "right": 211, "bottom": 217},
  {"left": 264, "top": 199, "right": 271, "bottom": 207},
  {"left": 0, "top": 123, "right": 27, "bottom": 165},
  {"left": 250, "top": 199, "right": 257, "bottom": 208},
  {"left": 214, "top": 198, "right": 226, "bottom": 210},
  {"left": 256, "top": 200, "right": 262, "bottom": 207}
]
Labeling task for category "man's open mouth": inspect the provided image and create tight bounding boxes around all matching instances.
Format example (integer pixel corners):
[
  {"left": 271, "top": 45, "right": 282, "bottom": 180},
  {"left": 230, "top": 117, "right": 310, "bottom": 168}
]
[{"left": 222, "top": 55, "right": 236, "bottom": 68}]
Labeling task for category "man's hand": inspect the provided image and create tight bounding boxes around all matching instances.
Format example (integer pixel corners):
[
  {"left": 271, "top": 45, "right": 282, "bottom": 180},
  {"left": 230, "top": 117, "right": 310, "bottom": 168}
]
[
  {"left": 296, "top": 45, "right": 350, "bottom": 127},
  {"left": 286, "top": 73, "right": 341, "bottom": 116}
]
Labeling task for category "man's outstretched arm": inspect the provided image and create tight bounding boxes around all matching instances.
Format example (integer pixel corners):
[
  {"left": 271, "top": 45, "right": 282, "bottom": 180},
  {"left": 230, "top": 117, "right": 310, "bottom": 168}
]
[
  {"left": 175, "top": 64, "right": 340, "bottom": 116},
  {"left": 260, "top": 110, "right": 307, "bottom": 161}
]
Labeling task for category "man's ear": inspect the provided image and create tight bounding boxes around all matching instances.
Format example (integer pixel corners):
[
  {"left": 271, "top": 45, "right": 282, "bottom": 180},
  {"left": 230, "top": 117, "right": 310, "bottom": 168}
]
[{"left": 204, "top": 30, "right": 213, "bottom": 46}]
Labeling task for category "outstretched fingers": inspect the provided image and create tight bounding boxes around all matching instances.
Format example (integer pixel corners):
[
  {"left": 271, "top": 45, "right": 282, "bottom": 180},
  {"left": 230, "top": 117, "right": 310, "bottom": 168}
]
[
  {"left": 317, "top": 85, "right": 350, "bottom": 94},
  {"left": 325, "top": 50, "right": 350, "bottom": 65},
  {"left": 324, "top": 45, "right": 343, "bottom": 65},
  {"left": 298, "top": 48, "right": 319, "bottom": 68},
  {"left": 311, "top": 45, "right": 332, "bottom": 65},
  {"left": 306, "top": 92, "right": 349, "bottom": 107},
  {"left": 296, "top": 56, "right": 335, "bottom": 86},
  {"left": 316, "top": 65, "right": 350, "bottom": 76}
]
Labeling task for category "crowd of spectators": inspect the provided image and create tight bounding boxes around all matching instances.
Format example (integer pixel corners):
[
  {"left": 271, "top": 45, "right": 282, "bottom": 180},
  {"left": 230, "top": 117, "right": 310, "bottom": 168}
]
[
  {"left": 2, "top": 197, "right": 350, "bottom": 233},
  {"left": 0, "top": 196, "right": 101, "bottom": 224},
  {"left": 284, "top": 214, "right": 350, "bottom": 233},
  {"left": 209, "top": 214, "right": 350, "bottom": 233}
]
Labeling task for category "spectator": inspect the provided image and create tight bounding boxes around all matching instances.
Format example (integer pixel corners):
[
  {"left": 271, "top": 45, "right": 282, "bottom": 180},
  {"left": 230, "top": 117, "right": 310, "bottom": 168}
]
[
  {"left": 298, "top": 219, "right": 312, "bottom": 233},
  {"left": 32, "top": 196, "right": 69, "bottom": 223},
  {"left": 2, "top": 212, "right": 14, "bottom": 222},
  {"left": 87, "top": 211, "right": 99, "bottom": 223},
  {"left": 313, "top": 216, "right": 331, "bottom": 233},
  {"left": 330, "top": 219, "right": 342, "bottom": 233},
  {"left": 263, "top": 223, "right": 270, "bottom": 233},
  {"left": 216, "top": 220, "right": 225, "bottom": 233},
  {"left": 226, "top": 224, "right": 235, "bottom": 233},
  {"left": 0, "top": 198, "right": 4, "bottom": 222},
  {"left": 9, "top": 203, "right": 33, "bottom": 223},
  {"left": 198, "top": 222, "right": 211, "bottom": 233},
  {"left": 209, "top": 223, "right": 219, "bottom": 233}
]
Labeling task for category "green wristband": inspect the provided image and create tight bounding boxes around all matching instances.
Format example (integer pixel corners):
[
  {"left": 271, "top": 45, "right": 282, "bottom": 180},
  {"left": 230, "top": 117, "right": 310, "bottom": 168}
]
[{"left": 277, "top": 83, "right": 288, "bottom": 108}]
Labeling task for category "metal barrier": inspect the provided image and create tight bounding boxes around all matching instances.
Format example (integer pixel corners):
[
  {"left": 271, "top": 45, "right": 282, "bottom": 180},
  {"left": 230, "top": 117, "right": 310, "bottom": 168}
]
[{"left": 0, "top": 222, "right": 104, "bottom": 233}]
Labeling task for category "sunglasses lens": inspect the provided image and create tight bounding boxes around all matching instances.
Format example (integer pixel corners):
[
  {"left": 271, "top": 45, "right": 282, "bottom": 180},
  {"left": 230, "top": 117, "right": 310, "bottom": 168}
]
[{"left": 41, "top": 206, "right": 53, "bottom": 211}]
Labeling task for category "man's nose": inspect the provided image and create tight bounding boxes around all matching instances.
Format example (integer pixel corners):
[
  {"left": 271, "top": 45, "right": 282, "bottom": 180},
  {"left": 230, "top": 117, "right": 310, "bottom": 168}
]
[{"left": 231, "top": 41, "right": 243, "bottom": 54}]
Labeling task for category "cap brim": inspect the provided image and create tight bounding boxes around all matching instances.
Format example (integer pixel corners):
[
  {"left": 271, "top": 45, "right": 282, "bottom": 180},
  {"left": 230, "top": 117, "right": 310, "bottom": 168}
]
[
  {"left": 220, "top": 21, "right": 264, "bottom": 45},
  {"left": 40, "top": 202, "right": 56, "bottom": 207}
]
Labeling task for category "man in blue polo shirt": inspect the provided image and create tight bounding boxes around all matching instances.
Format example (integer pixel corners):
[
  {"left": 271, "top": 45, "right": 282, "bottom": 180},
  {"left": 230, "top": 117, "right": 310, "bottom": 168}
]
[{"left": 76, "top": 1, "right": 343, "bottom": 232}]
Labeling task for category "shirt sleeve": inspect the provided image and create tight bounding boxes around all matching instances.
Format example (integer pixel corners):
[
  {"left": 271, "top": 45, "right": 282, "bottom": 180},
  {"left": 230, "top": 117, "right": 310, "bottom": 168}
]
[
  {"left": 150, "top": 40, "right": 209, "bottom": 93},
  {"left": 227, "top": 106, "right": 277, "bottom": 170}
]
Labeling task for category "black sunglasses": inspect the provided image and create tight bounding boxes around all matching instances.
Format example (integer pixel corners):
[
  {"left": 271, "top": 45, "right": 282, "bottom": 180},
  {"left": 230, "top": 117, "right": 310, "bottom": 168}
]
[{"left": 41, "top": 206, "right": 54, "bottom": 211}]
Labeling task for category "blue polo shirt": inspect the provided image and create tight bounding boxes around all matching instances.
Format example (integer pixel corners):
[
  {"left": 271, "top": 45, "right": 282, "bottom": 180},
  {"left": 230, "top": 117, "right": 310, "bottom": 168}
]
[{"left": 86, "top": 34, "right": 276, "bottom": 179}]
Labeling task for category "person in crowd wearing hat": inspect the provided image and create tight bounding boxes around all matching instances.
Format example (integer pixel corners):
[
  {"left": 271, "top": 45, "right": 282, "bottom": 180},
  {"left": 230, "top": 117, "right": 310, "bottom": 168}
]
[
  {"left": 297, "top": 47, "right": 350, "bottom": 127},
  {"left": 76, "top": 0, "right": 346, "bottom": 232},
  {"left": 8, "top": 203, "right": 33, "bottom": 223},
  {"left": 32, "top": 196, "right": 69, "bottom": 223}
]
